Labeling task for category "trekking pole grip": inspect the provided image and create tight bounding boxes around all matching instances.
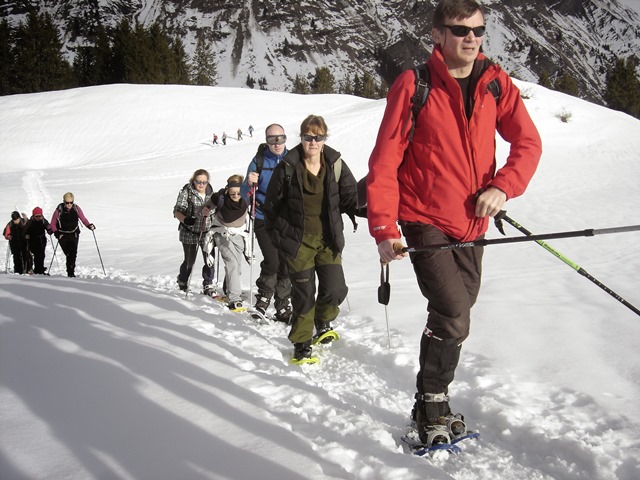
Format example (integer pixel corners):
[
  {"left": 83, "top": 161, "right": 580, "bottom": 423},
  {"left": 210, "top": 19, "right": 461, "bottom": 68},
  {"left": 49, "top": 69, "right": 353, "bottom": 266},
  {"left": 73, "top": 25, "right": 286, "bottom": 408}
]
[{"left": 393, "top": 242, "right": 406, "bottom": 255}]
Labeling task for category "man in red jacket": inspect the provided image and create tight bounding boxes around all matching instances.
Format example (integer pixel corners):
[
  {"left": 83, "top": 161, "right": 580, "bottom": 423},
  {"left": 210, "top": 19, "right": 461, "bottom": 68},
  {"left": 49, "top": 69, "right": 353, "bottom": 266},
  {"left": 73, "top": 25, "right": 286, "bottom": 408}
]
[{"left": 367, "top": 0, "right": 542, "bottom": 446}]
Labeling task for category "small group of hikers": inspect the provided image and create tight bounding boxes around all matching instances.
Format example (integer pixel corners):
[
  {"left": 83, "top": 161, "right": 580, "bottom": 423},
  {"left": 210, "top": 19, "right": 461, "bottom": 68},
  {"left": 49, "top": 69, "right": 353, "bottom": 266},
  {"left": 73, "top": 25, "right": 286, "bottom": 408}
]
[
  {"left": 4, "top": 192, "right": 95, "bottom": 277},
  {"left": 175, "top": 0, "right": 542, "bottom": 448},
  {"left": 212, "top": 125, "right": 254, "bottom": 146},
  {"left": 175, "top": 116, "right": 362, "bottom": 361}
]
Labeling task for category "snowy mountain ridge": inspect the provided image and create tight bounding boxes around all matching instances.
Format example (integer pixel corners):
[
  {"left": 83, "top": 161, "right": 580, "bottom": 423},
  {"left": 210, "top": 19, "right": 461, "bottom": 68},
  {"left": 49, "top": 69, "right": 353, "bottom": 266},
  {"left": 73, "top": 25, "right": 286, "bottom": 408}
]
[{"left": 2, "top": 0, "right": 640, "bottom": 102}]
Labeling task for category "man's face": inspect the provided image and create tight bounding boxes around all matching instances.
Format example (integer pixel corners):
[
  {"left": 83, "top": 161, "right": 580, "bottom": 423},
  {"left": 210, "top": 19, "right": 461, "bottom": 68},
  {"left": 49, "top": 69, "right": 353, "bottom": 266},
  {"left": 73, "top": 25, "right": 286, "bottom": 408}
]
[
  {"left": 432, "top": 10, "right": 484, "bottom": 72},
  {"left": 265, "top": 126, "right": 286, "bottom": 155}
]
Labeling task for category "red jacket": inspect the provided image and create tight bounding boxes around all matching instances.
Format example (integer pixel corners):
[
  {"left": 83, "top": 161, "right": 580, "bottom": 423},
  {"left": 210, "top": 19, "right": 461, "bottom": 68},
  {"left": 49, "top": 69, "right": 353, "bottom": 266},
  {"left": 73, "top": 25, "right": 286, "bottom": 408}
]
[{"left": 367, "top": 47, "right": 542, "bottom": 243}]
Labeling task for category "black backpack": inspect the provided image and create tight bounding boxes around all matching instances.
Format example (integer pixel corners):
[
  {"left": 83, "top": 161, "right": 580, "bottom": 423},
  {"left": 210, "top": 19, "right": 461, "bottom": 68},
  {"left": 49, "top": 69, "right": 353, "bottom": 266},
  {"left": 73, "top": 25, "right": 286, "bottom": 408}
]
[
  {"left": 254, "top": 143, "right": 269, "bottom": 175},
  {"left": 408, "top": 63, "right": 501, "bottom": 141}
]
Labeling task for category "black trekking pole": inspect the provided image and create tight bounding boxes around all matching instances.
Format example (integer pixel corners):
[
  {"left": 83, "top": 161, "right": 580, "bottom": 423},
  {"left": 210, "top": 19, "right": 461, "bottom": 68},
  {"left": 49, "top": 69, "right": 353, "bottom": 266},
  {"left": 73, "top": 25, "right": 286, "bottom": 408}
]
[
  {"left": 378, "top": 262, "right": 392, "bottom": 349},
  {"left": 91, "top": 230, "right": 106, "bottom": 275},
  {"left": 48, "top": 233, "right": 59, "bottom": 271},
  {"left": 48, "top": 237, "right": 60, "bottom": 274},
  {"left": 248, "top": 184, "right": 257, "bottom": 305},
  {"left": 399, "top": 224, "right": 640, "bottom": 253},
  {"left": 494, "top": 211, "right": 640, "bottom": 317},
  {"left": 4, "top": 242, "right": 10, "bottom": 274}
]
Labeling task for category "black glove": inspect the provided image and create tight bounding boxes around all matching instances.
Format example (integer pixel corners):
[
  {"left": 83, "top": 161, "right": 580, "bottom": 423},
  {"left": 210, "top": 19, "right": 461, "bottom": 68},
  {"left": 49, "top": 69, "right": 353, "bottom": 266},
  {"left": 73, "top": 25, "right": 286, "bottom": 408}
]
[
  {"left": 354, "top": 206, "right": 367, "bottom": 218},
  {"left": 183, "top": 216, "right": 196, "bottom": 226},
  {"left": 54, "top": 231, "right": 61, "bottom": 239},
  {"left": 87, "top": 223, "right": 96, "bottom": 231}
]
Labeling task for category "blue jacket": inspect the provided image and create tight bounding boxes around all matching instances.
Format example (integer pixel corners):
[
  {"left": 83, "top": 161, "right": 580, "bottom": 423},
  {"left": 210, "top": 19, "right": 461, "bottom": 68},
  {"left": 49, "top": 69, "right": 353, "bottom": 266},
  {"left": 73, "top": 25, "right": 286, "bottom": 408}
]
[{"left": 241, "top": 145, "right": 288, "bottom": 220}]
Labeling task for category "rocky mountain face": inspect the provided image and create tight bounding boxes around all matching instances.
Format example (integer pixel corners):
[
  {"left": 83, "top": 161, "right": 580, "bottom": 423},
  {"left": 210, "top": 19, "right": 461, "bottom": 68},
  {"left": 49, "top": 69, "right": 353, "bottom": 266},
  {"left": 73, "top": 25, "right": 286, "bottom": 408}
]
[{"left": 2, "top": 0, "right": 639, "bottom": 102}]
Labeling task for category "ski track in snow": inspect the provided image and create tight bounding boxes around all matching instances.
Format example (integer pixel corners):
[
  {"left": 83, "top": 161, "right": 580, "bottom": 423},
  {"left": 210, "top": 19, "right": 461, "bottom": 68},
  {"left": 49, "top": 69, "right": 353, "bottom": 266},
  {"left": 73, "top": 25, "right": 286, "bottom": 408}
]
[{"left": 62, "top": 266, "right": 637, "bottom": 480}]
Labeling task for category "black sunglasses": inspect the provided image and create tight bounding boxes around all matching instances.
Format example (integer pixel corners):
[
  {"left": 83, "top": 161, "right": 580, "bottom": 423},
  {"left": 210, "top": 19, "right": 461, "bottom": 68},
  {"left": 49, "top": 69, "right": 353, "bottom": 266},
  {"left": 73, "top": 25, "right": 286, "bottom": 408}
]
[
  {"left": 443, "top": 25, "right": 486, "bottom": 37},
  {"left": 302, "top": 134, "right": 327, "bottom": 143},
  {"left": 64, "top": 201, "right": 74, "bottom": 205},
  {"left": 266, "top": 134, "right": 287, "bottom": 145}
]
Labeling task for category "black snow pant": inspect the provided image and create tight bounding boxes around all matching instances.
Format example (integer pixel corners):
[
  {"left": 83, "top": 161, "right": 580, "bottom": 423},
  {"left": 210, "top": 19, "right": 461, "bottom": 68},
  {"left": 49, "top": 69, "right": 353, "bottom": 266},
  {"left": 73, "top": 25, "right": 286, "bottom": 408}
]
[
  {"left": 10, "top": 242, "right": 30, "bottom": 274},
  {"left": 254, "top": 219, "right": 291, "bottom": 309},
  {"left": 29, "top": 236, "right": 47, "bottom": 274},
  {"left": 58, "top": 232, "right": 79, "bottom": 277},
  {"left": 401, "top": 222, "right": 483, "bottom": 395},
  {"left": 178, "top": 242, "right": 215, "bottom": 288}
]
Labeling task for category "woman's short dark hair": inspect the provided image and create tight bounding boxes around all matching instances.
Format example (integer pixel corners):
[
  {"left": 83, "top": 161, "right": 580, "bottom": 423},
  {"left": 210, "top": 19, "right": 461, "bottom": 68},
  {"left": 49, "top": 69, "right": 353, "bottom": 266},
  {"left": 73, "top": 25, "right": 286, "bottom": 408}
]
[
  {"left": 433, "top": 0, "right": 484, "bottom": 28},
  {"left": 300, "top": 114, "right": 328, "bottom": 137}
]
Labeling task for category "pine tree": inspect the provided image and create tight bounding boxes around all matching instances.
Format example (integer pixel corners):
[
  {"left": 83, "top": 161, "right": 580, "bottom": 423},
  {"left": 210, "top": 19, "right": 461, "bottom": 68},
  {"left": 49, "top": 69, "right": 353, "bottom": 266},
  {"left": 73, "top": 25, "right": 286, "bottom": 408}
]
[
  {"left": 111, "top": 19, "right": 134, "bottom": 83},
  {"left": 12, "top": 11, "right": 74, "bottom": 93},
  {"left": 360, "top": 72, "right": 377, "bottom": 99},
  {"left": 0, "top": 19, "right": 14, "bottom": 95},
  {"left": 339, "top": 75, "right": 353, "bottom": 95},
  {"left": 145, "top": 22, "right": 169, "bottom": 83},
  {"left": 538, "top": 69, "right": 552, "bottom": 89},
  {"left": 554, "top": 72, "right": 580, "bottom": 97},
  {"left": 191, "top": 35, "right": 217, "bottom": 86},
  {"left": 292, "top": 74, "right": 310, "bottom": 94},
  {"left": 311, "top": 67, "right": 334, "bottom": 94},
  {"left": 377, "top": 78, "right": 388, "bottom": 98},
  {"left": 605, "top": 56, "right": 640, "bottom": 118},
  {"left": 352, "top": 73, "right": 362, "bottom": 97},
  {"left": 169, "top": 38, "right": 191, "bottom": 85}
]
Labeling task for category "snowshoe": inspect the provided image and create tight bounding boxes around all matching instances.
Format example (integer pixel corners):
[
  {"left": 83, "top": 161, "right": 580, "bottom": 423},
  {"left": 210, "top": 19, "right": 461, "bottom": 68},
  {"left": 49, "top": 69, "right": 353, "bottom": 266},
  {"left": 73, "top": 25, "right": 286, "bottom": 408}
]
[
  {"left": 289, "top": 342, "right": 318, "bottom": 365},
  {"left": 312, "top": 328, "right": 339, "bottom": 345},
  {"left": 227, "top": 300, "right": 246, "bottom": 312}
]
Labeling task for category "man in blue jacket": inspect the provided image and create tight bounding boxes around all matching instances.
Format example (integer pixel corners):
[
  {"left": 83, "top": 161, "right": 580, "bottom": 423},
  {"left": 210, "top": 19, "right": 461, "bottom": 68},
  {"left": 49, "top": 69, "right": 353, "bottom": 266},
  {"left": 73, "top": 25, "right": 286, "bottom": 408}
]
[{"left": 241, "top": 124, "right": 292, "bottom": 322}]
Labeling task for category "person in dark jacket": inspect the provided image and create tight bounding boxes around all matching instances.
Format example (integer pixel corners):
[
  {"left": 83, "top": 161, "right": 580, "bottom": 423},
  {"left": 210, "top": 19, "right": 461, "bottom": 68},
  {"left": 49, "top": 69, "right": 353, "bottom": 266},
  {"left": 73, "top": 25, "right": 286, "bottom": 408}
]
[
  {"left": 3, "top": 211, "right": 30, "bottom": 274},
  {"left": 240, "top": 124, "right": 292, "bottom": 322},
  {"left": 50, "top": 192, "right": 95, "bottom": 277},
  {"left": 25, "top": 207, "right": 52, "bottom": 274},
  {"left": 263, "top": 114, "right": 360, "bottom": 364}
]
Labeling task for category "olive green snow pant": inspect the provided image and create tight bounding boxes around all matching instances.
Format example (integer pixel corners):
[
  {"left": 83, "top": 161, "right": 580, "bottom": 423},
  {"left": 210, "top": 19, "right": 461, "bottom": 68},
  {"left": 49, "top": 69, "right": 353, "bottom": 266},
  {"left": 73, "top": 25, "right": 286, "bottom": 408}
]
[{"left": 287, "top": 233, "right": 348, "bottom": 344}]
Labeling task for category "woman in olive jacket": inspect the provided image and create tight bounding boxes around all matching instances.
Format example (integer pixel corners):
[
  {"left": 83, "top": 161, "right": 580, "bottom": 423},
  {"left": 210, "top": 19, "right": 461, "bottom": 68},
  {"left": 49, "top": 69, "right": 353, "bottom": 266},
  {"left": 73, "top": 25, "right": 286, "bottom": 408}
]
[{"left": 263, "top": 114, "right": 359, "bottom": 364}]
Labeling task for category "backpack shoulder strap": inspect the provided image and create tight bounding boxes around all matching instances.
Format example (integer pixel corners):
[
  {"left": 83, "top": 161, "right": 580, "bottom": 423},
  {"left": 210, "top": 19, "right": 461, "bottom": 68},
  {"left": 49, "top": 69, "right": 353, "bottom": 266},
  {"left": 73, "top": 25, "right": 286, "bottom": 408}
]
[
  {"left": 255, "top": 143, "right": 268, "bottom": 174},
  {"left": 487, "top": 78, "right": 501, "bottom": 104},
  {"left": 334, "top": 157, "right": 342, "bottom": 182},
  {"left": 408, "top": 64, "right": 431, "bottom": 142}
]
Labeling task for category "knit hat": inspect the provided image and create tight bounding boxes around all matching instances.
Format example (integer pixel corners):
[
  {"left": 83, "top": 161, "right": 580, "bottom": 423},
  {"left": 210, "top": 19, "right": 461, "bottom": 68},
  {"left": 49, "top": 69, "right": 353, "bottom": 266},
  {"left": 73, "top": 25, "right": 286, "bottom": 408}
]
[
  {"left": 32, "top": 207, "right": 43, "bottom": 216},
  {"left": 11, "top": 211, "right": 20, "bottom": 220}
]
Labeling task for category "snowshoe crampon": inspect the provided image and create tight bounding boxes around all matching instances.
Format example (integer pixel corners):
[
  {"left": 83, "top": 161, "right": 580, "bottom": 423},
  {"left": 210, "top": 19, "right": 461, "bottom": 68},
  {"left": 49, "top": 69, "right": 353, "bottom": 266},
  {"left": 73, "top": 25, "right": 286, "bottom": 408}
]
[{"left": 401, "top": 424, "right": 479, "bottom": 456}]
